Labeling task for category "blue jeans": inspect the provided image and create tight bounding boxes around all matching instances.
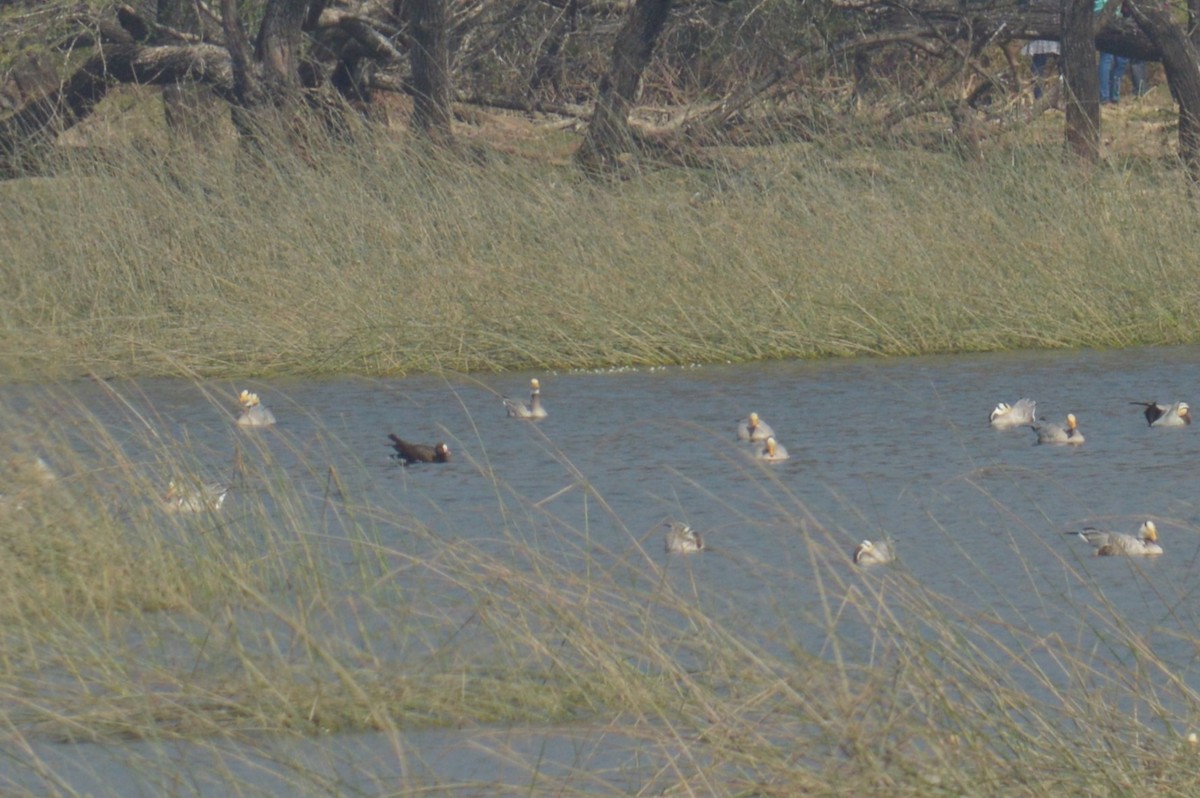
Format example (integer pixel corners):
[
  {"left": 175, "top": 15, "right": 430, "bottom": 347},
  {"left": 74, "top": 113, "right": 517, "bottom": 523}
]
[
  {"left": 1099, "top": 52, "right": 1128, "bottom": 103},
  {"left": 1129, "top": 59, "right": 1147, "bottom": 96}
]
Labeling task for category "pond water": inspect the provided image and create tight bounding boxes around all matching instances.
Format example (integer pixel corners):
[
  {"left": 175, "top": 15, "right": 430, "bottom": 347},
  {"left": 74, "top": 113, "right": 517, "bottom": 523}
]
[{"left": 5, "top": 345, "right": 1200, "bottom": 794}]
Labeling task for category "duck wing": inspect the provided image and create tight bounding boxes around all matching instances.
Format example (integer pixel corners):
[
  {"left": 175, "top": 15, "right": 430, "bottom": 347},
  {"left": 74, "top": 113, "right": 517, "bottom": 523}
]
[{"left": 1131, "top": 401, "right": 1166, "bottom": 426}]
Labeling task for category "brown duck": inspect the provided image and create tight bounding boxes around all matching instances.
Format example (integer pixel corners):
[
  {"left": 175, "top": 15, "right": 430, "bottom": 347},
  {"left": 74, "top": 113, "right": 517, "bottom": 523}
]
[{"left": 388, "top": 434, "right": 451, "bottom": 465}]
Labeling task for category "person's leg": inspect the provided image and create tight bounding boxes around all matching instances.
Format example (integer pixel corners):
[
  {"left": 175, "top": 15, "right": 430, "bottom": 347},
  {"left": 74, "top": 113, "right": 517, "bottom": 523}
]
[
  {"left": 1098, "top": 52, "right": 1114, "bottom": 103},
  {"left": 1111, "top": 56, "right": 1128, "bottom": 103},
  {"left": 1130, "top": 59, "right": 1147, "bottom": 96}
]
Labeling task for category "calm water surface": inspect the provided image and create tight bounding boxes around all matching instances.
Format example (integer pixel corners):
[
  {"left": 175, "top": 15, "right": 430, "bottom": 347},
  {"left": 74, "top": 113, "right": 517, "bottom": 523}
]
[{"left": 6, "top": 345, "right": 1200, "bottom": 794}]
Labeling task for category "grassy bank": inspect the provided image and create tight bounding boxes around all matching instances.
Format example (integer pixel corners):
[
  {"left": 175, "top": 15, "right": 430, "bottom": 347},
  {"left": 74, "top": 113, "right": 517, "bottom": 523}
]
[
  {"left": 1, "top": 388, "right": 1200, "bottom": 796},
  {"left": 4, "top": 105, "right": 1200, "bottom": 792},
  {"left": 2, "top": 111, "right": 1199, "bottom": 379}
]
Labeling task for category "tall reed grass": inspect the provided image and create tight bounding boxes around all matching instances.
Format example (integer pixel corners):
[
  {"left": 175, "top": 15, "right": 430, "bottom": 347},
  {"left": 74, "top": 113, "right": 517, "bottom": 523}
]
[
  {"left": 2, "top": 385, "right": 1200, "bottom": 795},
  {"left": 1, "top": 119, "right": 1198, "bottom": 381}
]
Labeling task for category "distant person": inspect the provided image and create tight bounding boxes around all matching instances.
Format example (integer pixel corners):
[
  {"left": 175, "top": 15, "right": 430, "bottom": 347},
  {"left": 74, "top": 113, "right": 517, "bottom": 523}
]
[
  {"left": 1021, "top": 40, "right": 1060, "bottom": 101},
  {"left": 1129, "top": 59, "right": 1147, "bottom": 96},
  {"left": 1121, "top": 3, "right": 1148, "bottom": 97},
  {"left": 1096, "top": 0, "right": 1128, "bottom": 103},
  {"left": 1098, "top": 52, "right": 1128, "bottom": 103}
]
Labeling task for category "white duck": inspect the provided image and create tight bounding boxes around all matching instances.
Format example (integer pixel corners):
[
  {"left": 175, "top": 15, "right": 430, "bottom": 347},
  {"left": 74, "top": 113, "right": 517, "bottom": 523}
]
[
  {"left": 1033, "top": 413, "right": 1084, "bottom": 445},
  {"left": 0, "top": 455, "right": 58, "bottom": 510},
  {"left": 664, "top": 521, "right": 705, "bottom": 553},
  {"left": 756, "top": 436, "right": 790, "bottom": 462},
  {"left": 852, "top": 539, "right": 896, "bottom": 566},
  {"left": 503, "top": 378, "right": 547, "bottom": 419},
  {"left": 162, "top": 480, "right": 229, "bottom": 513},
  {"left": 989, "top": 398, "right": 1037, "bottom": 429},
  {"left": 236, "top": 390, "right": 277, "bottom": 428},
  {"left": 1068, "top": 520, "right": 1162, "bottom": 556},
  {"left": 737, "top": 412, "right": 775, "bottom": 441},
  {"left": 1132, "top": 401, "right": 1191, "bottom": 427}
]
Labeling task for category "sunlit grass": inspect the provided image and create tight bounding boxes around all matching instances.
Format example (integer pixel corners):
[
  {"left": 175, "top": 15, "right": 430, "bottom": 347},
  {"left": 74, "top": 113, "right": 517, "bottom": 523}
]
[
  {"left": 1, "top": 388, "right": 1200, "bottom": 795},
  {"left": 3, "top": 102, "right": 1200, "bottom": 793},
  {"left": 1, "top": 117, "right": 1199, "bottom": 380}
]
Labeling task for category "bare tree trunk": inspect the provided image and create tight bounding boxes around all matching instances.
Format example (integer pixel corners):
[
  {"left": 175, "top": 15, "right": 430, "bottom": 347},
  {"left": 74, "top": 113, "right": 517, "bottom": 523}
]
[
  {"left": 576, "top": 0, "right": 673, "bottom": 172},
  {"left": 530, "top": 0, "right": 578, "bottom": 101},
  {"left": 400, "top": 0, "right": 455, "bottom": 145},
  {"left": 225, "top": 0, "right": 323, "bottom": 145},
  {"left": 1126, "top": 0, "right": 1200, "bottom": 191},
  {"left": 0, "top": 52, "right": 115, "bottom": 176},
  {"left": 256, "top": 0, "right": 314, "bottom": 92},
  {"left": 1061, "top": 0, "right": 1099, "bottom": 161},
  {"left": 157, "top": 0, "right": 225, "bottom": 147}
]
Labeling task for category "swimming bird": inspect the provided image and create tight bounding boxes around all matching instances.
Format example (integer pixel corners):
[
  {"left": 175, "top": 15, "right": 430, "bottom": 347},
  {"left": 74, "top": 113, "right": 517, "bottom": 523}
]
[
  {"left": 853, "top": 539, "right": 895, "bottom": 566},
  {"left": 664, "top": 521, "right": 705, "bottom": 553},
  {"left": 1068, "top": 520, "right": 1163, "bottom": 556},
  {"left": 989, "top": 398, "right": 1037, "bottom": 429},
  {"left": 737, "top": 412, "right": 775, "bottom": 441},
  {"left": 756, "top": 436, "right": 790, "bottom": 462},
  {"left": 1032, "top": 413, "right": 1084, "bottom": 445},
  {"left": 0, "top": 455, "right": 58, "bottom": 510},
  {"left": 162, "top": 480, "right": 229, "bottom": 513},
  {"left": 236, "top": 390, "right": 277, "bottom": 428},
  {"left": 388, "top": 434, "right": 451, "bottom": 465},
  {"left": 6, "top": 454, "right": 56, "bottom": 486},
  {"left": 503, "top": 378, "right": 547, "bottom": 419},
  {"left": 1132, "top": 401, "right": 1191, "bottom": 427}
]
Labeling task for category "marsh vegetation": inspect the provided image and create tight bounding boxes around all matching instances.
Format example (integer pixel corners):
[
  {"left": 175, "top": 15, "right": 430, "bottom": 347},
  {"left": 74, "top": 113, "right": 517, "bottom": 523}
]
[
  {"left": 1, "top": 107, "right": 1198, "bottom": 382},
  {"left": 3, "top": 3, "right": 1200, "bottom": 791},
  {"left": 2, "top": 353, "right": 1200, "bottom": 795}
]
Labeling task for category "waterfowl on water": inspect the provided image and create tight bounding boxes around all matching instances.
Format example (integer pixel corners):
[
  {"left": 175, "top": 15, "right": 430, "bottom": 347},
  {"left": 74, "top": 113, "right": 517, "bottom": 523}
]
[
  {"left": 756, "top": 436, "right": 790, "bottom": 462},
  {"left": 503, "top": 378, "right": 547, "bottom": 419},
  {"left": 737, "top": 412, "right": 775, "bottom": 442},
  {"left": 6, "top": 454, "right": 56, "bottom": 486},
  {"left": 1132, "top": 401, "right": 1191, "bottom": 427},
  {"left": 236, "top": 390, "right": 277, "bottom": 428},
  {"left": 162, "top": 479, "right": 229, "bottom": 513},
  {"left": 0, "top": 455, "right": 58, "bottom": 510},
  {"left": 989, "top": 398, "right": 1037, "bottom": 429},
  {"left": 1033, "top": 413, "right": 1084, "bottom": 445},
  {"left": 853, "top": 539, "right": 895, "bottom": 566},
  {"left": 388, "top": 434, "right": 451, "bottom": 465},
  {"left": 1068, "top": 520, "right": 1163, "bottom": 556},
  {"left": 664, "top": 521, "right": 705, "bottom": 554}
]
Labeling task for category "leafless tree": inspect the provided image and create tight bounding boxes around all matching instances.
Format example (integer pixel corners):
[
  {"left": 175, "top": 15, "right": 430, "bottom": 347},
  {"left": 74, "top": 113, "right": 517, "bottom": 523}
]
[
  {"left": 1062, "top": 0, "right": 1100, "bottom": 161},
  {"left": 398, "top": 0, "right": 454, "bottom": 145},
  {"left": 576, "top": 0, "right": 673, "bottom": 172},
  {"left": 0, "top": 0, "right": 418, "bottom": 174},
  {"left": 5, "top": 0, "right": 1200, "bottom": 188}
]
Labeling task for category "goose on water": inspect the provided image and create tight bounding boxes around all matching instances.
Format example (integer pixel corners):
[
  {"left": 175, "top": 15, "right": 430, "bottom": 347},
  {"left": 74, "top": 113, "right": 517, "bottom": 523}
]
[
  {"left": 1032, "top": 413, "right": 1084, "bottom": 445},
  {"left": 664, "top": 521, "right": 705, "bottom": 554},
  {"left": 1067, "top": 520, "right": 1162, "bottom": 556},
  {"left": 504, "top": 378, "right": 547, "bottom": 419},
  {"left": 989, "top": 398, "right": 1036, "bottom": 429},
  {"left": 236, "top": 390, "right": 277, "bottom": 428}
]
